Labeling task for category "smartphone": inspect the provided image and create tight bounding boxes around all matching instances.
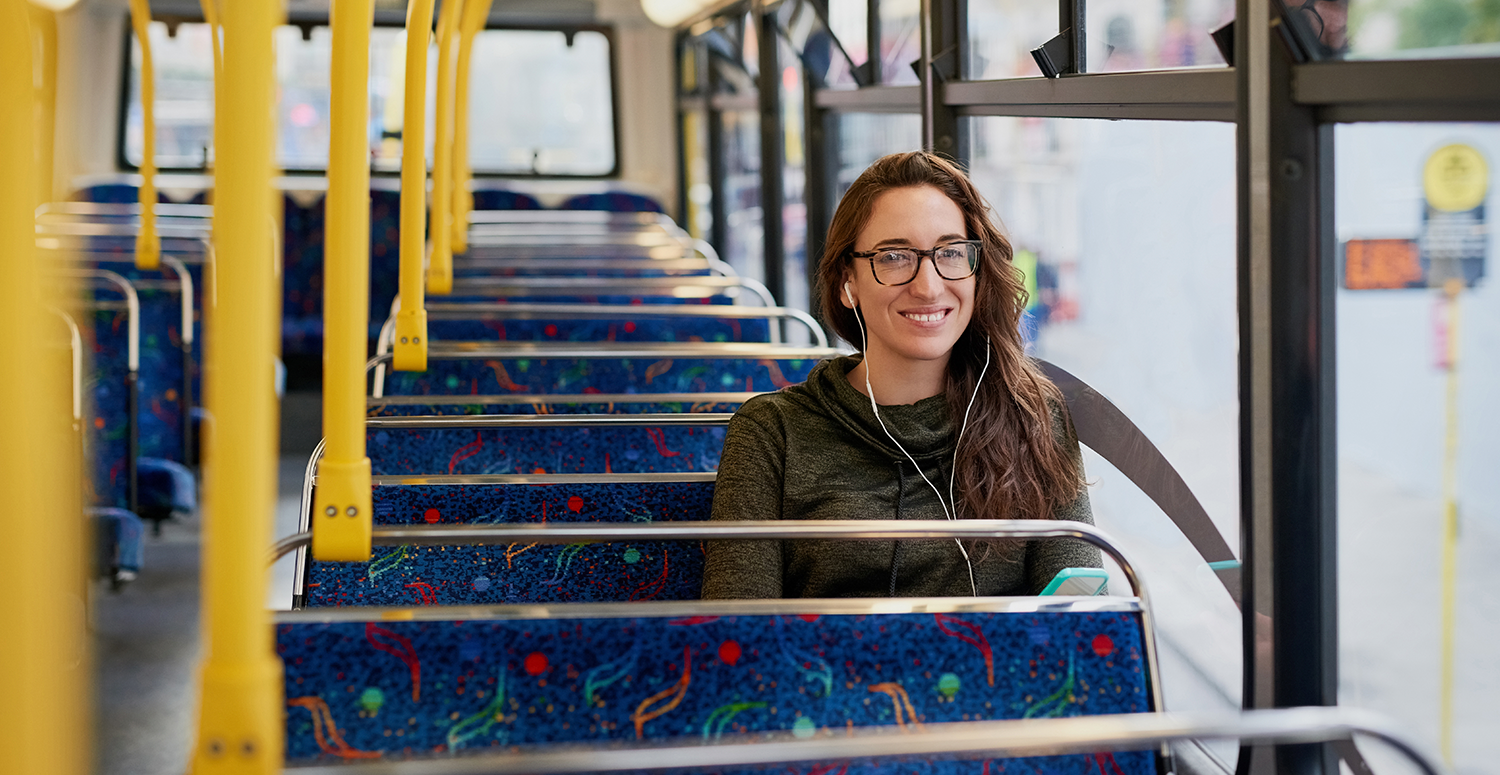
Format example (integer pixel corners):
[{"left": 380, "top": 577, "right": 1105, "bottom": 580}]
[{"left": 1039, "top": 567, "right": 1109, "bottom": 596}]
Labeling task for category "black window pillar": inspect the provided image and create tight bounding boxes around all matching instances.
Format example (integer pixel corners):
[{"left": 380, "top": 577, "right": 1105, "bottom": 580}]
[
  {"left": 756, "top": 1, "right": 786, "bottom": 305},
  {"left": 923, "top": 0, "right": 966, "bottom": 165},
  {"left": 1236, "top": 0, "right": 1338, "bottom": 772},
  {"left": 706, "top": 61, "right": 729, "bottom": 263}
]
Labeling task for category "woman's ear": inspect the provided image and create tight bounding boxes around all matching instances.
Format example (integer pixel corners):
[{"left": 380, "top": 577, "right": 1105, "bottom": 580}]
[{"left": 840, "top": 278, "right": 856, "bottom": 309}]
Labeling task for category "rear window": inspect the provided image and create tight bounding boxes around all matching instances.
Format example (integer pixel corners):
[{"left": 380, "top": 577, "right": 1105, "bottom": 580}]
[{"left": 123, "top": 21, "right": 617, "bottom": 177}]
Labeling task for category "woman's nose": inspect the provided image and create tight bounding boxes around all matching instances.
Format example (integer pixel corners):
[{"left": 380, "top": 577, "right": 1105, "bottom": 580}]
[{"left": 908, "top": 256, "right": 945, "bottom": 297}]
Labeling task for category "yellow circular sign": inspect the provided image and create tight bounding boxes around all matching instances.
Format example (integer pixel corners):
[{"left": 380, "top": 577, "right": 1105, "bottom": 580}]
[{"left": 1424, "top": 143, "right": 1489, "bottom": 212}]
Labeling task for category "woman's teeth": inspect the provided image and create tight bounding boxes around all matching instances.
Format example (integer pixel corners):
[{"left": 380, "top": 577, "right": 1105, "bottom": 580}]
[{"left": 903, "top": 310, "right": 946, "bottom": 322}]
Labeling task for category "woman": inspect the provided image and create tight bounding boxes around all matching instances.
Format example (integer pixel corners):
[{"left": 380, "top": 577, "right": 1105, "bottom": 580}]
[{"left": 702, "top": 151, "right": 1099, "bottom": 599}]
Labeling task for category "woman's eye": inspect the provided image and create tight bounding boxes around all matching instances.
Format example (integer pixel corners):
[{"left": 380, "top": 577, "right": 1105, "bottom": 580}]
[{"left": 876, "top": 251, "right": 912, "bottom": 265}]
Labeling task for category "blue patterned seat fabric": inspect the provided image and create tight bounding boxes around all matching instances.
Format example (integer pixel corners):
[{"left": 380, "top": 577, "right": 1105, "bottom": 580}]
[
  {"left": 383, "top": 356, "right": 817, "bottom": 396},
  {"left": 302, "top": 481, "right": 714, "bottom": 607},
  {"left": 559, "top": 191, "right": 665, "bottom": 213},
  {"left": 471, "top": 189, "right": 543, "bottom": 211},
  {"left": 277, "top": 609, "right": 1154, "bottom": 773},
  {"left": 87, "top": 306, "right": 133, "bottom": 509},
  {"left": 428, "top": 317, "right": 771, "bottom": 345},
  {"left": 282, "top": 193, "right": 327, "bottom": 356},
  {"left": 367, "top": 399, "right": 746, "bottom": 417},
  {"left": 368, "top": 425, "right": 725, "bottom": 476}
]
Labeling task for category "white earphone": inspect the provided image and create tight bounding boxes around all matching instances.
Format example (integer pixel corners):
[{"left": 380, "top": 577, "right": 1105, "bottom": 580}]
[{"left": 845, "top": 282, "right": 989, "bottom": 596}]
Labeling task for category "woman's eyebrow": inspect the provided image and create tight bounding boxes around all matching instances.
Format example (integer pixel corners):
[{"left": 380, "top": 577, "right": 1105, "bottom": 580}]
[{"left": 871, "top": 234, "right": 967, "bottom": 248}]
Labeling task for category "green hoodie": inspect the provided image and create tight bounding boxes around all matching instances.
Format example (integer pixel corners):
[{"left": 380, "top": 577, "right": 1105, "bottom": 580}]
[{"left": 703, "top": 355, "right": 1100, "bottom": 599}]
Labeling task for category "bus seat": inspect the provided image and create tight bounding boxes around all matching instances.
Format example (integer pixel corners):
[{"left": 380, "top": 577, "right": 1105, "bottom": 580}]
[
  {"left": 379, "top": 355, "right": 817, "bottom": 396},
  {"left": 300, "top": 479, "right": 715, "bottom": 607},
  {"left": 367, "top": 424, "right": 727, "bottom": 476},
  {"left": 472, "top": 189, "right": 543, "bottom": 211},
  {"left": 559, "top": 191, "right": 665, "bottom": 213},
  {"left": 282, "top": 192, "right": 327, "bottom": 357},
  {"left": 427, "top": 316, "right": 772, "bottom": 345},
  {"left": 365, "top": 397, "right": 750, "bottom": 417},
  {"left": 275, "top": 603, "right": 1155, "bottom": 770},
  {"left": 136, "top": 457, "right": 196, "bottom": 526}
]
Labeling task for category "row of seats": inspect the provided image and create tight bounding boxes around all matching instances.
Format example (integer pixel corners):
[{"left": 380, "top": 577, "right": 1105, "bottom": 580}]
[{"left": 275, "top": 207, "right": 1162, "bottom": 772}]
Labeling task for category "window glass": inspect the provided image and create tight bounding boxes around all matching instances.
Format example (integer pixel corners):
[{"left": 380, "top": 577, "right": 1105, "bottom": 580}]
[
  {"left": 966, "top": 0, "right": 1057, "bottom": 79},
  {"left": 124, "top": 22, "right": 214, "bottom": 168},
  {"left": 826, "top": 0, "right": 869, "bottom": 69},
  {"left": 968, "top": 116, "right": 1242, "bottom": 763},
  {"left": 781, "top": 38, "right": 810, "bottom": 316},
  {"left": 1334, "top": 122, "right": 1500, "bottom": 772},
  {"left": 1335, "top": 0, "right": 1500, "bottom": 60},
  {"left": 879, "top": 0, "right": 921, "bottom": 84},
  {"left": 722, "top": 109, "right": 764, "bottom": 284},
  {"left": 1086, "top": 0, "right": 1235, "bottom": 71},
  {"left": 836, "top": 113, "right": 921, "bottom": 196},
  {"left": 465, "top": 29, "right": 616, "bottom": 176},
  {"left": 125, "top": 23, "right": 616, "bottom": 176}
]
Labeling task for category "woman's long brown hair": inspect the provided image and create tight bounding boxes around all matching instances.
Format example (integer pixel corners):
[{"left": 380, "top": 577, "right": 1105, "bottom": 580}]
[{"left": 816, "top": 151, "right": 1083, "bottom": 544}]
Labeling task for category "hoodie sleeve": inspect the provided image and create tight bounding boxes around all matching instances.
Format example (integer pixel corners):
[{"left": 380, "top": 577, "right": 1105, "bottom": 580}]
[
  {"left": 701, "top": 397, "right": 787, "bottom": 599},
  {"left": 1023, "top": 399, "right": 1104, "bottom": 595}
]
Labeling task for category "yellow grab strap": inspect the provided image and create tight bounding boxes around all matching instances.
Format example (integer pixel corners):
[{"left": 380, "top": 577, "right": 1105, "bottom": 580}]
[
  {"left": 394, "top": 0, "right": 437, "bottom": 371},
  {"left": 425, "top": 0, "right": 464, "bottom": 295},
  {"left": 313, "top": 0, "right": 377, "bottom": 563},
  {"left": 127, "top": 0, "right": 161, "bottom": 269},
  {"left": 450, "top": 0, "right": 493, "bottom": 254}
]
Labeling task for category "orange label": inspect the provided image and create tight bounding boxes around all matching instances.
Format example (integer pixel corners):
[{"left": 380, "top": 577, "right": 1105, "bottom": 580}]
[{"left": 1345, "top": 239, "right": 1423, "bottom": 290}]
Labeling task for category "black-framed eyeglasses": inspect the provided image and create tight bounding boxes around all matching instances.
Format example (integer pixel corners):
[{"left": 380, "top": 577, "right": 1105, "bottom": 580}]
[{"left": 848, "top": 240, "right": 981, "bottom": 286}]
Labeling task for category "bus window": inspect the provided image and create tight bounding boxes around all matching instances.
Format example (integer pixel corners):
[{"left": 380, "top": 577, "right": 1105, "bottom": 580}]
[
  {"left": 1334, "top": 121, "right": 1500, "bottom": 773},
  {"left": 124, "top": 23, "right": 617, "bottom": 177},
  {"left": 836, "top": 114, "right": 920, "bottom": 198},
  {"left": 967, "top": 115, "right": 1241, "bottom": 763},
  {"left": 966, "top": 1, "right": 1057, "bottom": 80},
  {"left": 123, "top": 22, "right": 214, "bottom": 169},
  {"left": 1085, "top": 0, "right": 1235, "bottom": 72}
]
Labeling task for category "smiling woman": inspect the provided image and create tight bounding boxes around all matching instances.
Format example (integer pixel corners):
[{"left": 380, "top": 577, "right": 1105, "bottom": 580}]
[{"left": 702, "top": 151, "right": 1100, "bottom": 600}]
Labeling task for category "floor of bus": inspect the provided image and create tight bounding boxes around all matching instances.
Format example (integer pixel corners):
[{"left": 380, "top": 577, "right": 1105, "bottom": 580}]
[{"left": 93, "top": 396, "right": 315, "bottom": 775}]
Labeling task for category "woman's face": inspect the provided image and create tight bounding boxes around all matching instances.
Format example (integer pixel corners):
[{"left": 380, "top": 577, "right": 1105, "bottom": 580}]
[{"left": 841, "top": 184, "right": 976, "bottom": 375}]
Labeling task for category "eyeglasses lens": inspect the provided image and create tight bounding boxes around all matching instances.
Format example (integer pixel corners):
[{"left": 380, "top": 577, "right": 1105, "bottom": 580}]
[{"left": 872, "top": 244, "right": 976, "bottom": 284}]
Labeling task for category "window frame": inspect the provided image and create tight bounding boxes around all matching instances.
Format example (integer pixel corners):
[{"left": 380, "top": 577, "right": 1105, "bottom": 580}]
[{"left": 115, "top": 16, "right": 624, "bottom": 179}]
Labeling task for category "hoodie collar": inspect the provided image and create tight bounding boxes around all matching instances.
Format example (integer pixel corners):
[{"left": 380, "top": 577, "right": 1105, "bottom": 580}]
[{"left": 804, "top": 355, "right": 955, "bottom": 460}]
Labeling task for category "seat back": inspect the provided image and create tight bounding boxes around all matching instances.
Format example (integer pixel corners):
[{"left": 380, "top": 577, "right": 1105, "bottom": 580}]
[
  {"left": 377, "top": 353, "right": 819, "bottom": 396},
  {"left": 300, "top": 478, "right": 716, "bottom": 607},
  {"left": 559, "top": 191, "right": 664, "bottom": 213},
  {"left": 276, "top": 600, "right": 1156, "bottom": 771}
]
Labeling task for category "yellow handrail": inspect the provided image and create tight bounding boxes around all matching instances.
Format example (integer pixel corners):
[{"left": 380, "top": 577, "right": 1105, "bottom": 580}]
[
  {"left": 1, "top": 3, "right": 88, "bottom": 773},
  {"left": 29, "top": 5, "right": 58, "bottom": 207},
  {"left": 127, "top": 0, "right": 161, "bottom": 269},
  {"left": 187, "top": 0, "right": 283, "bottom": 769},
  {"left": 426, "top": 0, "right": 464, "bottom": 295},
  {"left": 313, "top": 0, "right": 376, "bottom": 563},
  {"left": 450, "top": 0, "right": 493, "bottom": 254},
  {"left": 394, "top": 0, "right": 436, "bottom": 371}
]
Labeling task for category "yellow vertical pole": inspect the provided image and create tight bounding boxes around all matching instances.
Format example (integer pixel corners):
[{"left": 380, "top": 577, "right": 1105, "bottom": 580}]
[
  {"left": 450, "top": 0, "right": 492, "bottom": 254},
  {"left": 128, "top": 0, "right": 161, "bottom": 269},
  {"left": 393, "top": 0, "right": 436, "bottom": 371},
  {"left": 426, "top": 0, "right": 463, "bottom": 295},
  {"left": 188, "top": 0, "right": 283, "bottom": 770},
  {"left": 0, "top": 2, "right": 88, "bottom": 774},
  {"left": 313, "top": 0, "right": 376, "bottom": 562},
  {"left": 29, "top": 5, "right": 58, "bottom": 207},
  {"left": 1438, "top": 277, "right": 1462, "bottom": 764}
]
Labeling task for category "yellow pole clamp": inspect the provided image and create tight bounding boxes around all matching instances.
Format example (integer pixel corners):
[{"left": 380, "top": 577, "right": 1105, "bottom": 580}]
[
  {"left": 394, "top": 0, "right": 437, "bottom": 372},
  {"left": 314, "top": 0, "right": 377, "bottom": 563},
  {"left": 128, "top": 0, "right": 161, "bottom": 269},
  {"left": 1, "top": 5, "right": 89, "bottom": 773},
  {"left": 450, "top": 0, "right": 493, "bottom": 255},
  {"left": 188, "top": 0, "right": 283, "bottom": 770}
]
